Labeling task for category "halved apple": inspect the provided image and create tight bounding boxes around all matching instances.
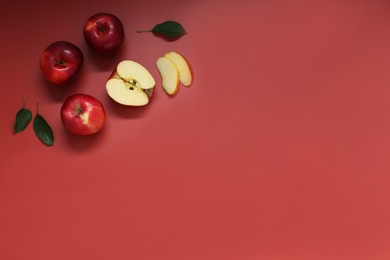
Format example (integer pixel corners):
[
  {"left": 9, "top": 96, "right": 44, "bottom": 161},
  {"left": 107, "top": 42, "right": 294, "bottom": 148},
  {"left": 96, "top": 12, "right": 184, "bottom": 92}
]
[
  {"left": 106, "top": 60, "right": 156, "bottom": 106},
  {"left": 164, "top": 51, "right": 193, "bottom": 87},
  {"left": 156, "top": 56, "right": 180, "bottom": 95}
]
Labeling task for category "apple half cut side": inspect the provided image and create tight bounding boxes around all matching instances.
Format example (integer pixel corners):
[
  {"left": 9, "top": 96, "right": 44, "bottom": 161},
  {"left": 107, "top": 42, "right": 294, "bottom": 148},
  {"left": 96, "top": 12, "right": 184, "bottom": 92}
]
[
  {"left": 106, "top": 60, "right": 156, "bottom": 106},
  {"left": 164, "top": 51, "right": 193, "bottom": 87},
  {"left": 156, "top": 57, "right": 180, "bottom": 95}
]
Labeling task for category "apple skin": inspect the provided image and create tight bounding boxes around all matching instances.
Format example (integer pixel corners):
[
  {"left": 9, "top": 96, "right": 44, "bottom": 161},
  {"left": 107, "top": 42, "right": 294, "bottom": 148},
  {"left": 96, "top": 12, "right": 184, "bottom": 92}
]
[
  {"left": 83, "top": 13, "right": 125, "bottom": 54},
  {"left": 61, "top": 94, "right": 106, "bottom": 136},
  {"left": 39, "top": 41, "right": 84, "bottom": 85}
]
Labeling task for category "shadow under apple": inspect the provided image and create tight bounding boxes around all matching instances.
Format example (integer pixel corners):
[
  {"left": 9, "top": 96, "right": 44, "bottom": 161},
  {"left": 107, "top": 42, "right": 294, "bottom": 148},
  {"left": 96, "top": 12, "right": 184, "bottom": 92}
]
[
  {"left": 63, "top": 126, "right": 107, "bottom": 153},
  {"left": 39, "top": 67, "right": 89, "bottom": 102},
  {"left": 84, "top": 41, "right": 126, "bottom": 72},
  {"left": 106, "top": 94, "right": 153, "bottom": 119}
]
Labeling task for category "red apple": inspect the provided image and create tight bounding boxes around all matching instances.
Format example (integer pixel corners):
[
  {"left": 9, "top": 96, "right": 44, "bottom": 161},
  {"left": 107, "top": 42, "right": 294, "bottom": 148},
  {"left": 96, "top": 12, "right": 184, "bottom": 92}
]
[
  {"left": 61, "top": 94, "right": 106, "bottom": 135},
  {"left": 83, "top": 13, "right": 125, "bottom": 54},
  {"left": 39, "top": 41, "right": 84, "bottom": 85}
]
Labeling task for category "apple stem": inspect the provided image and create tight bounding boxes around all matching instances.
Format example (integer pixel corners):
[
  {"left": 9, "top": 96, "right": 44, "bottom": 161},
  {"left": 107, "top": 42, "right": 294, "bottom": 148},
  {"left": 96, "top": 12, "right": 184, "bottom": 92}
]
[
  {"left": 55, "top": 60, "right": 68, "bottom": 67},
  {"left": 36, "top": 102, "right": 39, "bottom": 115},
  {"left": 97, "top": 22, "right": 106, "bottom": 34},
  {"left": 76, "top": 106, "right": 82, "bottom": 115}
]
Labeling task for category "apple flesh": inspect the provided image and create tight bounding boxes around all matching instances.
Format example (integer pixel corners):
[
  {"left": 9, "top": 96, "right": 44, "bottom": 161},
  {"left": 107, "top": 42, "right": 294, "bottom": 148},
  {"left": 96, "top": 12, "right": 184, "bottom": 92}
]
[
  {"left": 61, "top": 94, "right": 106, "bottom": 135},
  {"left": 83, "top": 13, "right": 125, "bottom": 54},
  {"left": 106, "top": 60, "right": 156, "bottom": 106},
  {"left": 156, "top": 51, "right": 193, "bottom": 96},
  {"left": 156, "top": 57, "right": 180, "bottom": 95},
  {"left": 39, "top": 41, "right": 84, "bottom": 85},
  {"left": 164, "top": 51, "right": 193, "bottom": 87}
]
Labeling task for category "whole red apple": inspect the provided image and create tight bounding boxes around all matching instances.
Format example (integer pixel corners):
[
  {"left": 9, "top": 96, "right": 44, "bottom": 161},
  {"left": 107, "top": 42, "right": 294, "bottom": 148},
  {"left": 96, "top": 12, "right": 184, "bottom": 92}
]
[
  {"left": 83, "top": 13, "right": 125, "bottom": 54},
  {"left": 39, "top": 41, "right": 84, "bottom": 85},
  {"left": 61, "top": 94, "right": 106, "bottom": 135}
]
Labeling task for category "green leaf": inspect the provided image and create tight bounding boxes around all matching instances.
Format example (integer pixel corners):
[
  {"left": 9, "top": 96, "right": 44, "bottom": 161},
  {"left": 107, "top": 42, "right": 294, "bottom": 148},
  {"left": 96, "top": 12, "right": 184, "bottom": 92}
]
[
  {"left": 14, "top": 96, "right": 32, "bottom": 134},
  {"left": 14, "top": 107, "right": 32, "bottom": 134},
  {"left": 33, "top": 107, "right": 54, "bottom": 146},
  {"left": 138, "top": 21, "right": 187, "bottom": 39}
]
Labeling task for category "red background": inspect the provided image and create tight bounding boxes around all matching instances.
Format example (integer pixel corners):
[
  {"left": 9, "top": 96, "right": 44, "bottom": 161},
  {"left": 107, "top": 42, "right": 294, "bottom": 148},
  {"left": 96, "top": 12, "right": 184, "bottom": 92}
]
[{"left": 2, "top": 0, "right": 390, "bottom": 259}]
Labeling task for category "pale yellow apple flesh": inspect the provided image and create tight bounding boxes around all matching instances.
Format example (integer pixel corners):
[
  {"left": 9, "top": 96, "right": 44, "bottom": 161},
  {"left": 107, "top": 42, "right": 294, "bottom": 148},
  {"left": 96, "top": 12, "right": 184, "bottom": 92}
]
[
  {"left": 106, "top": 78, "right": 150, "bottom": 106},
  {"left": 106, "top": 60, "right": 155, "bottom": 106},
  {"left": 156, "top": 57, "right": 180, "bottom": 95},
  {"left": 164, "top": 51, "right": 193, "bottom": 87},
  {"left": 116, "top": 60, "right": 155, "bottom": 89}
]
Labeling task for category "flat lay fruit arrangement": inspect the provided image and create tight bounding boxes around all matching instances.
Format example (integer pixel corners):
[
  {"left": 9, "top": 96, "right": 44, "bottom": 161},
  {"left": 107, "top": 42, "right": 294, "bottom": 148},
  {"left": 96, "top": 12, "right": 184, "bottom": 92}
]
[{"left": 13, "top": 13, "right": 193, "bottom": 146}]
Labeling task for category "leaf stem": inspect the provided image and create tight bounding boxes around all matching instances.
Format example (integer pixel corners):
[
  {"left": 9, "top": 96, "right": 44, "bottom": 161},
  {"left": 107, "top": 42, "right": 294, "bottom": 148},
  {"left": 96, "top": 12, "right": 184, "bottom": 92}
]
[
  {"left": 136, "top": 29, "right": 152, "bottom": 33},
  {"left": 36, "top": 102, "right": 39, "bottom": 115},
  {"left": 22, "top": 95, "right": 26, "bottom": 108}
]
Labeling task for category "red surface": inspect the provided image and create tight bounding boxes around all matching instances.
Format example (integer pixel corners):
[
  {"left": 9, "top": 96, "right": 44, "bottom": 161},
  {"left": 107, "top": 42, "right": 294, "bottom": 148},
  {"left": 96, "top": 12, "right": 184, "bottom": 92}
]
[{"left": 2, "top": 0, "right": 390, "bottom": 259}]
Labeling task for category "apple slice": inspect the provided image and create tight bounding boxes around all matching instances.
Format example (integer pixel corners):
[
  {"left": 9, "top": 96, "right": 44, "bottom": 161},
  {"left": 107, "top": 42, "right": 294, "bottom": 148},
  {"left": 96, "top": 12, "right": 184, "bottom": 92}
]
[
  {"left": 164, "top": 51, "right": 193, "bottom": 87},
  {"left": 156, "top": 56, "right": 180, "bottom": 95},
  {"left": 106, "top": 60, "right": 155, "bottom": 106}
]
